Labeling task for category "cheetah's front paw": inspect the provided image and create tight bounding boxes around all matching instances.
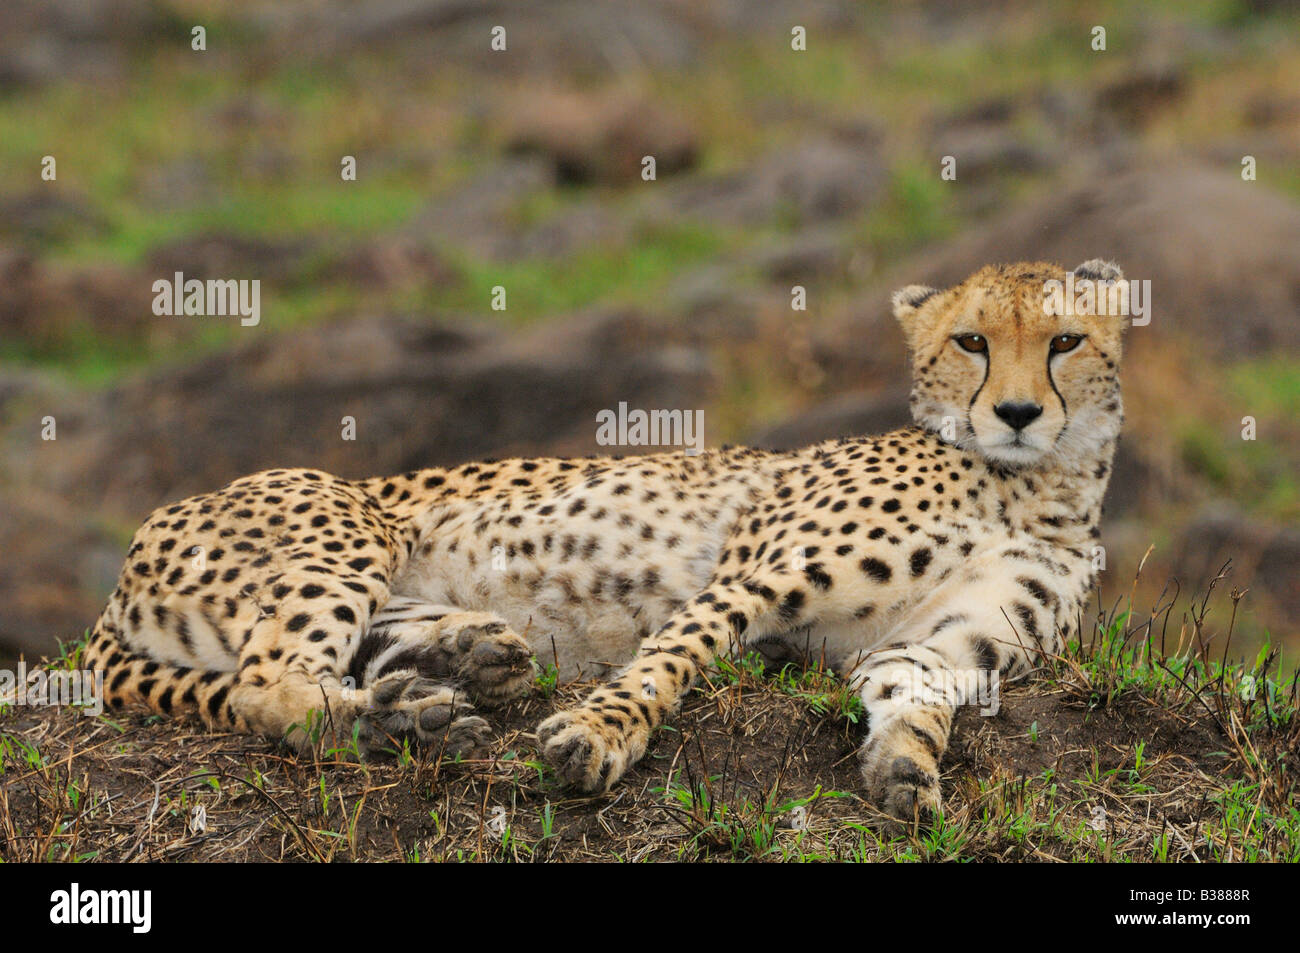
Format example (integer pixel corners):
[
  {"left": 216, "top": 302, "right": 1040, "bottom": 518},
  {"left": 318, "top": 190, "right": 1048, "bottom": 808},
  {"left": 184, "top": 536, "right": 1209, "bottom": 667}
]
[
  {"left": 443, "top": 619, "right": 535, "bottom": 706},
  {"left": 359, "top": 673, "right": 492, "bottom": 758},
  {"left": 858, "top": 717, "right": 943, "bottom": 831},
  {"left": 536, "top": 705, "right": 648, "bottom": 794}
]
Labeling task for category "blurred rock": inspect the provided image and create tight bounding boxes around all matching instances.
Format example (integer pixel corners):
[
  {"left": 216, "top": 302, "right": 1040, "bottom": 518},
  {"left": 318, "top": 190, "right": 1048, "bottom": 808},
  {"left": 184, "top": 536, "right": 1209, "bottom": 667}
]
[
  {"left": 659, "top": 133, "right": 887, "bottom": 227},
  {"left": 0, "top": 0, "right": 869, "bottom": 88},
  {"left": 1101, "top": 436, "right": 1186, "bottom": 520},
  {"left": 137, "top": 157, "right": 218, "bottom": 211},
  {"left": 1241, "top": 0, "right": 1300, "bottom": 18},
  {"left": 253, "top": 0, "right": 865, "bottom": 78},
  {"left": 327, "top": 237, "right": 461, "bottom": 290},
  {"left": 933, "top": 126, "right": 1057, "bottom": 181},
  {"left": 502, "top": 89, "right": 697, "bottom": 186},
  {"left": 0, "top": 492, "right": 124, "bottom": 661},
  {"left": 748, "top": 390, "right": 911, "bottom": 450},
  {"left": 1244, "top": 93, "right": 1300, "bottom": 128},
  {"left": 0, "top": 0, "right": 173, "bottom": 88},
  {"left": 663, "top": 264, "right": 771, "bottom": 331},
  {"left": 930, "top": 97, "right": 1060, "bottom": 182},
  {"left": 507, "top": 202, "right": 627, "bottom": 261},
  {"left": 0, "top": 366, "right": 65, "bottom": 418},
  {"left": 1, "top": 309, "right": 715, "bottom": 519},
  {"left": 146, "top": 232, "right": 318, "bottom": 287},
  {"left": 410, "top": 158, "right": 553, "bottom": 260},
  {"left": 1169, "top": 503, "right": 1300, "bottom": 630},
  {"left": 804, "top": 298, "right": 911, "bottom": 393},
  {"left": 1094, "top": 65, "right": 1187, "bottom": 130},
  {"left": 262, "top": 0, "right": 699, "bottom": 76},
  {"left": 751, "top": 227, "right": 852, "bottom": 284},
  {"left": 0, "top": 190, "right": 110, "bottom": 246},
  {"left": 0, "top": 246, "right": 166, "bottom": 351}
]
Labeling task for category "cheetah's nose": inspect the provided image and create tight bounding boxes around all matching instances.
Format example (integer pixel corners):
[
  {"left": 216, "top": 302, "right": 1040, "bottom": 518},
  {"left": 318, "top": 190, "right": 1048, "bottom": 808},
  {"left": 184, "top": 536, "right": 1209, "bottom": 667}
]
[{"left": 993, "top": 401, "right": 1043, "bottom": 431}]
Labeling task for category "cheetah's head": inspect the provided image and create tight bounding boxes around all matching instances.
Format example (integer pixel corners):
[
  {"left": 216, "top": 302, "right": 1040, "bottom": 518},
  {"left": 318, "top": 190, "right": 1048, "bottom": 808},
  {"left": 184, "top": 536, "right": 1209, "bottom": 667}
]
[{"left": 892, "top": 260, "right": 1127, "bottom": 468}]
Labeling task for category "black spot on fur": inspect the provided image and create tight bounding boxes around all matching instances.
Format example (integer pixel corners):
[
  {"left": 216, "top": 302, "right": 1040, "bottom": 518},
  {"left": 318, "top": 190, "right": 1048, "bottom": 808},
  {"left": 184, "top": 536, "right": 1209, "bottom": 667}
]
[
  {"left": 779, "top": 589, "right": 805, "bottom": 623},
  {"left": 909, "top": 548, "right": 933, "bottom": 577},
  {"left": 860, "top": 557, "right": 892, "bottom": 583},
  {"left": 804, "top": 564, "right": 833, "bottom": 590}
]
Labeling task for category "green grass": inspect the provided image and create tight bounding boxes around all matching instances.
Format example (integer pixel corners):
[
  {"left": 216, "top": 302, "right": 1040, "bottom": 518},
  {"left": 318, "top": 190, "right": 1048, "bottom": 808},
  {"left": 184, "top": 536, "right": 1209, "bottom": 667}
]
[
  {"left": 1227, "top": 355, "right": 1300, "bottom": 419},
  {"left": 855, "top": 161, "right": 962, "bottom": 267},
  {"left": 713, "top": 650, "right": 865, "bottom": 725},
  {"left": 434, "top": 221, "right": 729, "bottom": 322},
  {"left": 0, "top": 54, "right": 474, "bottom": 265},
  {"left": 1175, "top": 357, "right": 1300, "bottom": 521},
  {"left": 660, "top": 584, "right": 1298, "bottom": 862}
]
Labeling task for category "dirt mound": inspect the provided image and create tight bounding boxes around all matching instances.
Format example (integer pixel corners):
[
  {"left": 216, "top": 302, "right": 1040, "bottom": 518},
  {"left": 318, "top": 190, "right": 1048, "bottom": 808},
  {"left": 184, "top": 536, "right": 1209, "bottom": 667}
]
[{"left": 0, "top": 664, "right": 1241, "bottom": 862}]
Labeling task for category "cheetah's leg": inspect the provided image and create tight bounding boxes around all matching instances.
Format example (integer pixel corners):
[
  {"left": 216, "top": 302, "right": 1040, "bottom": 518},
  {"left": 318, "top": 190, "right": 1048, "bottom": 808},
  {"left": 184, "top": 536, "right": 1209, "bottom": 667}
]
[
  {"left": 234, "top": 659, "right": 492, "bottom": 760},
  {"left": 353, "top": 596, "right": 534, "bottom": 707},
  {"left": 228, "top": 587, "right": 499, "bottom": 759},
  {"left": 343, "top": 597, "right": 534, "bottom": 756},
  {"left": 538, "top": 579, "right": 780, "bottom": 793},
  {"left": 846, "top": 558, "right": 1066, "bottom": 827}
]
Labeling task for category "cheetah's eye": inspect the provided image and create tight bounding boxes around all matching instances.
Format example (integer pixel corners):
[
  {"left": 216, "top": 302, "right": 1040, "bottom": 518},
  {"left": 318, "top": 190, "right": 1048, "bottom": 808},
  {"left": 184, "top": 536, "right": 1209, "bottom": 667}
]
[
  {"left": 1050, "top": 334, "right": 1084, "bottom": 354},
  {"left": 954, "top": 334, "right": 987, "bottom": 353}
]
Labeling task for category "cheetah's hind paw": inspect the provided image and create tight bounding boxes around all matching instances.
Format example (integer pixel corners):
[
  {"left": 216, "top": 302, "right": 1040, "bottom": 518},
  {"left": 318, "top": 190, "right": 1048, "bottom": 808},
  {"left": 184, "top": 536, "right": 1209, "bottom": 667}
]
[{"left": 357, "top": 673, "right": 492, "bottom": 759}]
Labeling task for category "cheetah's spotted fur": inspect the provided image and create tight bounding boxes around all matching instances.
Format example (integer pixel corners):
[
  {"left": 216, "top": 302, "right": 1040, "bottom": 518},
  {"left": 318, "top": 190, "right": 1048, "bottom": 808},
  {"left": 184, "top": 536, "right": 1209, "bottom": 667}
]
[{"left": 83, "top": 260, "right": 1128, "bottom": 823}]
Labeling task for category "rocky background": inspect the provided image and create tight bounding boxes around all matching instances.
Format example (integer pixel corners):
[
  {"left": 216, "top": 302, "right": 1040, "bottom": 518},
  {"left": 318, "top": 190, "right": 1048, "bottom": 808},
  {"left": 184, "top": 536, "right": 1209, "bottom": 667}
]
[{"left": 0, "top": 0, "right": 1296, "bottom": 662}]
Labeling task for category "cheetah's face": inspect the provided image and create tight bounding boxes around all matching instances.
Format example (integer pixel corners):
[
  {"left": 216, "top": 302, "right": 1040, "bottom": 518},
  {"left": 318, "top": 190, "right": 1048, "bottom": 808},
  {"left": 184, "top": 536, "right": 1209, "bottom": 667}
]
[{"left": 893, "top": 260, "right": 1127, "bottom": 468}]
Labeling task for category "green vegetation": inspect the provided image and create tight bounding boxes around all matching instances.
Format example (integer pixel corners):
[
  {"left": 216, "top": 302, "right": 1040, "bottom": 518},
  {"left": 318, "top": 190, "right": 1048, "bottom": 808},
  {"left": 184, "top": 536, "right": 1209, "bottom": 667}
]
[{"left": 1175, "top": 356, "right": 1300, "bottom": 521}]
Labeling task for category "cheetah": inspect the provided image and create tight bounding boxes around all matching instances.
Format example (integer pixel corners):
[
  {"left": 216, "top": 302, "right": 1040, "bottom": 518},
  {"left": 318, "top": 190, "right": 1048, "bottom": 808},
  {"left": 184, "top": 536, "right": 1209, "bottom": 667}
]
[{"left": 82, "top": 259, "right": 1127, "bottom": 823}]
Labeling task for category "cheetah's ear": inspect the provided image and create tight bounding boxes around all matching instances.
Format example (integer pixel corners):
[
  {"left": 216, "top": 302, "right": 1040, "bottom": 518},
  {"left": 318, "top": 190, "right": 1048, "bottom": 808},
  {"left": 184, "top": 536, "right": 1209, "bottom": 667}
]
[
  {"left": 891, "top": 284, "right": 940, "bottom": 321},
  {"left": 1073, "top": 259, "right": 1123, "bottom": 283},
  {"left": 1073, "top": 259, "right": 1129, "bottom": 328},
  {"left": 892, "top": 284, "right": 941, "bottom": 348}
]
